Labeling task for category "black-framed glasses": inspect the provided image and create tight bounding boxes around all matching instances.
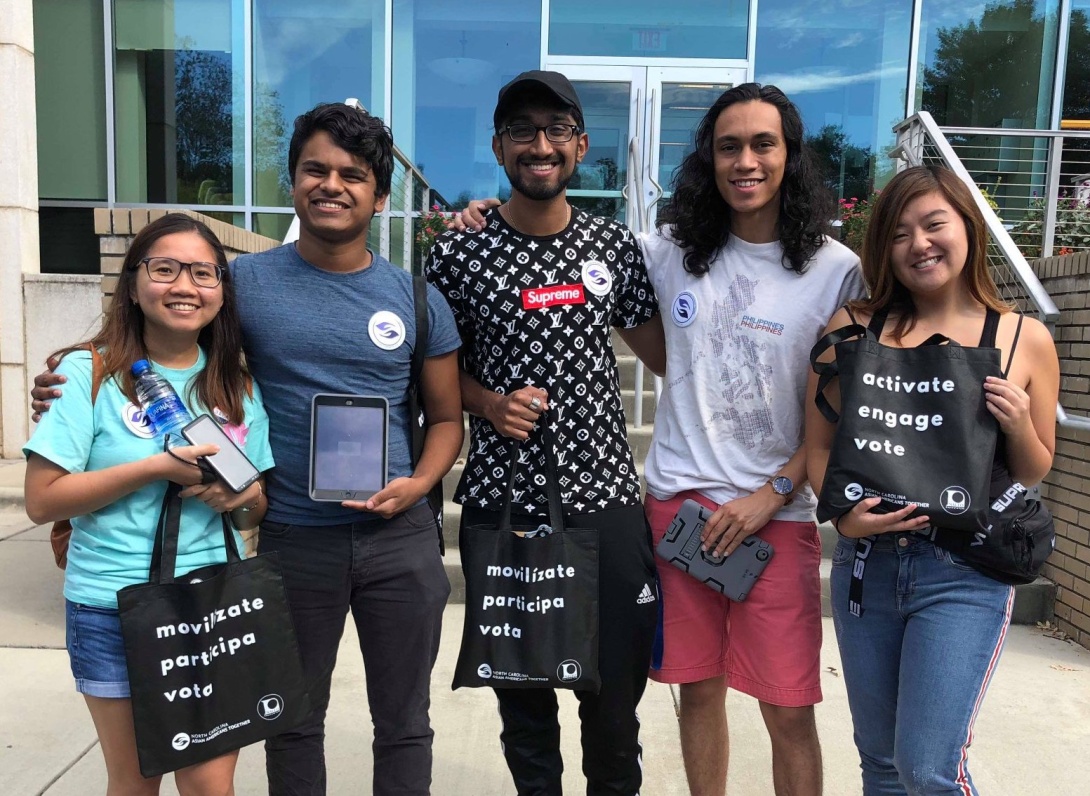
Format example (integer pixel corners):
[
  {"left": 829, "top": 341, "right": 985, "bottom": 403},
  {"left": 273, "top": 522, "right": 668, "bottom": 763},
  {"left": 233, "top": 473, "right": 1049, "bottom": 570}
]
[
  {"left": 138, "top": 257, "right": 224, "bottom": 288},
  {"left": 501, "top": 123, "right": 582, "bottom": 144}
]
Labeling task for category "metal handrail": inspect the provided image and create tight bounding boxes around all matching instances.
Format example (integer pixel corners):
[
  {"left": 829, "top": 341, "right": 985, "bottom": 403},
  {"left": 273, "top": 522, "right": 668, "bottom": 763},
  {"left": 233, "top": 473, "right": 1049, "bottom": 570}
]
[
  {"left": 893, "top": 111, "right": 1090, "bottom": 431},
  {"left": 283, "top": 98, "right": 439, "bottom": 272}
]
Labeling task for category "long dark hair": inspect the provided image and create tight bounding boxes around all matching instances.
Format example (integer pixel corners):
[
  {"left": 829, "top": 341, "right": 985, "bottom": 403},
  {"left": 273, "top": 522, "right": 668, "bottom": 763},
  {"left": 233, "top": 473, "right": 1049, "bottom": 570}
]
[
  {"left": 51, "top": 213, "right": 250, "bottom": 424},
  {"left": 657, "top": 83, "right": 832, "bottom": 275},
  {"left": 852, "top": 165, "right": 1009, "bottom": 342}
]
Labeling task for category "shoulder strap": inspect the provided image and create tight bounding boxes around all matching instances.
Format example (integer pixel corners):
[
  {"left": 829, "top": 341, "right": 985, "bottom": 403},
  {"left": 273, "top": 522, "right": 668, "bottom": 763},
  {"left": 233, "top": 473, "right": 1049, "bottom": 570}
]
[
  {"left": 86, "top": 345, "right": 105, "bottom": 406},
  {"left": 809, "top": 322, "right": 871, "bottom": 424},
  {"left": 844, "top": 304, "right": 860, "bottom": 326},
  {"left": 978, "top": 307, "right": 1001, "bottom": 347},
  {"left": 867, "top": 305, "right": 890, "bottom": 338},
  {"left": 1003, "top": 313, "right": 1025, "bottom": 378},
  {"left": 410, "top": 276, "right": 428, "bottom": 388}
]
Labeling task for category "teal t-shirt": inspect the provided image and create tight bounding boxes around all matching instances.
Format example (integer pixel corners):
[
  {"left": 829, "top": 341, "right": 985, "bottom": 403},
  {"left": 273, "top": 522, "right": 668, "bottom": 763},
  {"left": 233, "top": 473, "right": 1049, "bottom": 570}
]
[{"left": 23, "top": 349, "right": 275, "bottom": 609}]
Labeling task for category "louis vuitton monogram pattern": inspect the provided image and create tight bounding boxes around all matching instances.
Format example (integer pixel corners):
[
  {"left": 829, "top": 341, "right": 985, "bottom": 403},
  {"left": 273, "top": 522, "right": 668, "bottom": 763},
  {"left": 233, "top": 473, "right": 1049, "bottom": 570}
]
[{"left": 426, "top": 209, "right": 658, "bottom": 515}]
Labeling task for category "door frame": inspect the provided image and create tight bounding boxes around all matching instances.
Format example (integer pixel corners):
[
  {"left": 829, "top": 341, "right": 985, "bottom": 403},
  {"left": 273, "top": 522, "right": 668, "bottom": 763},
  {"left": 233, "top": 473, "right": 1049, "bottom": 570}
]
[{"left": 544, "top": 63, "right": 748, "bottom": 232}]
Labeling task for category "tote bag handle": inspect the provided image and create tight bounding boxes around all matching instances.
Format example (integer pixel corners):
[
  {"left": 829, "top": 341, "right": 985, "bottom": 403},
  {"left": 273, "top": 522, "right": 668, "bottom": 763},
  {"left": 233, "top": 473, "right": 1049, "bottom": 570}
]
[
  {"left": 496, "top": 412, "right": 566, "bottom": 534},
  {"left": 810, "top": 323, "right": 957, "bottom": 424},
  {"left": 148, "top": 482, "right": 242, "bottom": 585}
]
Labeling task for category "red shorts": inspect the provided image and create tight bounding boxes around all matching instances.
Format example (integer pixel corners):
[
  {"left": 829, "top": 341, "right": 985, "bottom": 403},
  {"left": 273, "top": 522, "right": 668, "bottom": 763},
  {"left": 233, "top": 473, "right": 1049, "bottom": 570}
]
[{"left": 646, "top": 491, "right": 823, "bottom": 707}]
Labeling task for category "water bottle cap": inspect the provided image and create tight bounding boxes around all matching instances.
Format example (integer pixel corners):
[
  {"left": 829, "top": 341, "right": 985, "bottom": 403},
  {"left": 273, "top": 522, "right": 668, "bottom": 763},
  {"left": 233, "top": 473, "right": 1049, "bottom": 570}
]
[{"left": 132, "top": 359, "right": 151, "bottom": 375}]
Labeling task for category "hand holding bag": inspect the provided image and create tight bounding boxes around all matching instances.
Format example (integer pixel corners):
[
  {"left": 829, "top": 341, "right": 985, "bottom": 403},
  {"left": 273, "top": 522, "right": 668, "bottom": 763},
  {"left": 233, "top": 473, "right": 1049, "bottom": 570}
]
[
  {"left": 452, "top": 416, "right": 601, "bottom": 692},
  {"left": 810, "top": 306, "right": 1001, "bottom": 531},
  {"left": 117, "top": 484, "right": 310, "bottom": 777}
]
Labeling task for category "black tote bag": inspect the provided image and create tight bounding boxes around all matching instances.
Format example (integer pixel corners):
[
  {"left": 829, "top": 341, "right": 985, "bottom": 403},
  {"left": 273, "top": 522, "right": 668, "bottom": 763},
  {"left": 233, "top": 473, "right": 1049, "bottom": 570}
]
[
  {"left": 452, "top": 417, "right": 601, "bottom": 693},
  {"left": 811, "top": 307, "right": 1001, "bottom": 532},
  {"left": 117, "top": 484, "right": 310, "bottom": 777}
]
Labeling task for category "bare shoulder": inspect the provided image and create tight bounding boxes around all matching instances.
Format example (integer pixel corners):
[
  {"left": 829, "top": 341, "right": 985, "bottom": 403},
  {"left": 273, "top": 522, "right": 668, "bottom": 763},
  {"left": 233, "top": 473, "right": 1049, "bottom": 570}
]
[{"left": 1005, "top": 313, "right": 1056, "bottom": 360}]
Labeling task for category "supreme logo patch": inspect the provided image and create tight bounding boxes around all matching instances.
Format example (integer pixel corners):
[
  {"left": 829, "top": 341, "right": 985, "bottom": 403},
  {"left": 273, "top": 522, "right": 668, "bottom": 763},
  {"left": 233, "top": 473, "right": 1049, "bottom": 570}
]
[{"left": 522, "top": 284, "right": 586, "bottom": 310}]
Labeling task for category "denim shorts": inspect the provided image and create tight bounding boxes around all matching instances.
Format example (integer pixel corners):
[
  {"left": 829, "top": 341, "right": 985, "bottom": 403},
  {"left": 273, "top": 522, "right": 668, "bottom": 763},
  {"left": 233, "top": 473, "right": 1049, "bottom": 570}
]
[{"left": 66, "top": 599, "right": 131, "bottom": 698}]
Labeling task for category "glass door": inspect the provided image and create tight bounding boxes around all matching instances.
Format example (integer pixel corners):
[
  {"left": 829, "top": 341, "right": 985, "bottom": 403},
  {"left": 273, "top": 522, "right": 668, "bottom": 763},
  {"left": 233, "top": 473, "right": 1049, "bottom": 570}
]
[{"left": 548, "top": 65, "right": 746, "bottom": 232}]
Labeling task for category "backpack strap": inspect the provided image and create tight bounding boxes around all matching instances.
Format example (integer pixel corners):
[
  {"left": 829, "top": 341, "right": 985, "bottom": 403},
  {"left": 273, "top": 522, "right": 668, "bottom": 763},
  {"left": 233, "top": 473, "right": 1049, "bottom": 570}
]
[
  {"left": 86, "top": 345, "right": 105, "bottom": 406},
  {"left": 410, "top": 276, "right": 428, "bottom": 394}
]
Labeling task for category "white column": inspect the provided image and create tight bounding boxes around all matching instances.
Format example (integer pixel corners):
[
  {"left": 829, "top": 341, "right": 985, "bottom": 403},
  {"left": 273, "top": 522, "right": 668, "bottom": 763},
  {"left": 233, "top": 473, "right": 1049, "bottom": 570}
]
[{"left": 0, "top": 0, "right": 40, "bottom": 457}]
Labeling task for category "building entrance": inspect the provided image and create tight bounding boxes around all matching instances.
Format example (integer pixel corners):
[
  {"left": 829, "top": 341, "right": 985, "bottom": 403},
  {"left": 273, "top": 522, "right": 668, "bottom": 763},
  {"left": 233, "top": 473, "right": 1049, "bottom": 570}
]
[{"left": 546, "top": 65, "right": 746, "bottom": 233}]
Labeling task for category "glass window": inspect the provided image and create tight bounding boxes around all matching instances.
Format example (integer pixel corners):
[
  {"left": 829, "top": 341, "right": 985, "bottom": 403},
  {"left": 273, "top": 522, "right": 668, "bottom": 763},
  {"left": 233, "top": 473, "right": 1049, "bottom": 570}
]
[
  {"left": 253, "top": 0, "right": 386, "bottom": 207},
  {"left": 34, "top": 0, "right": 107, "bottom": 200},
  {"left": 254, "top": 212, "right": 295, "bottom": 243},
  {"left": 755, "top": 0, "right": 912, "bottom": 201},
  {"left": 1061, "top": 1, "right": 1090, "bottom": 123},
  {"left": 916, "top": 0, "right": 1060, "bottom": 129},
  {"left": 392, "top": 0, "right": 541, "bottom": 207},
  {"left": 549, "top": 1, "right": 748, "bottom": 59},
  {"left": 113, "top": 0, "right": 244, "bottom": 205}
]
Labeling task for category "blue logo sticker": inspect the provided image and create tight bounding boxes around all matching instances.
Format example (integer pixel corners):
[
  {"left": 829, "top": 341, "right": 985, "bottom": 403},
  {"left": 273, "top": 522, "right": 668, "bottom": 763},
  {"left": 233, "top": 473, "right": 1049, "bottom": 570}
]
[{"left": 672, "top": 292, "right": 697, "bottom": 327}]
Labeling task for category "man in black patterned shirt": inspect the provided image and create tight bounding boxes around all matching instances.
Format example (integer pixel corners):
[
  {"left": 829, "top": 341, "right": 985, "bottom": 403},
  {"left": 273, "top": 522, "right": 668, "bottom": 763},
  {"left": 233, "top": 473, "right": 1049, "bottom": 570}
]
[{"left": 426, "top": 71, "right": 665, "bottom": 796}]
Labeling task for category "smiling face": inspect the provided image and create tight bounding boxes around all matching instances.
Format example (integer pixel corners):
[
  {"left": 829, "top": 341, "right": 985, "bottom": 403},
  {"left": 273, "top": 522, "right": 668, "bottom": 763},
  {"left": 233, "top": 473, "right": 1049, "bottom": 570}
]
[
  {"left": 130, "top": 231, "right": 224, "bottom": 344},
  {"left": 712, "top": 99, "right": 787, "bottom": 241},
  {"left": 890, "top": 190, "right": 970, "bottom": 297},
  {"left": 291, "top": 129, "right": 388, "bottom": 244},
  {"left": 493, "top": 103, "right": 587, "bottom": 202}
]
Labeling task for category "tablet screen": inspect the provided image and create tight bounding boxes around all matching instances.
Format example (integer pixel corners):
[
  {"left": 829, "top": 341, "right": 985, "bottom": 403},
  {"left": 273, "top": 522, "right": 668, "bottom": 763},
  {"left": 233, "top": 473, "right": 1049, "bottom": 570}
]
[{"left": 310, "top": 396, "right": 388, "bottom": 501}]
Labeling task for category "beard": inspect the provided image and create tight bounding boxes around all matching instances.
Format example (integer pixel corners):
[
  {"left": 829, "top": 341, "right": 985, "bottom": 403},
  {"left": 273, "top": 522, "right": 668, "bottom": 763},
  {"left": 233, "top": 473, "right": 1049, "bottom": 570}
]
[{"left": 504, "top": 157, "right": 576, "bottom": 202}]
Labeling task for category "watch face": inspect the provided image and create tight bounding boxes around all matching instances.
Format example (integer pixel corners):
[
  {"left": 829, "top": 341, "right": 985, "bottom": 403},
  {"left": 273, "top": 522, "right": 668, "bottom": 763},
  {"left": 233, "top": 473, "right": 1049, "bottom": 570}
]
[{"left": 773, "top": 476, "right": 793, "bottom": 495}]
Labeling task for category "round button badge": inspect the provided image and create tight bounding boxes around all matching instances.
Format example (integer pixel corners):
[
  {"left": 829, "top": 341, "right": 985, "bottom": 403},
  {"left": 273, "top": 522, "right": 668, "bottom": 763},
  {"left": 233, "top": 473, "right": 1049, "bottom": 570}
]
[
  {"left": 671, "top": 292, "right": 697, "bottom": 328},
  {"left": 368, "top": 311, "right": 406, "bottom": 351}
]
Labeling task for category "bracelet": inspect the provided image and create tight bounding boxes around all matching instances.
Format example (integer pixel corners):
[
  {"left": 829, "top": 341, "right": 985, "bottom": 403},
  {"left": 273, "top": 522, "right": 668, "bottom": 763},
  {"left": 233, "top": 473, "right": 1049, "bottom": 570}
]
[{"left": 235, "top": 482, "right": 263, "bottom": 513}]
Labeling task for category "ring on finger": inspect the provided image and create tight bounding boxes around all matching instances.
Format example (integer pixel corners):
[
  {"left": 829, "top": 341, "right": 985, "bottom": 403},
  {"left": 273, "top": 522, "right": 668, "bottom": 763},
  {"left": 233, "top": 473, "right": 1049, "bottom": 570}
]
[{"left": 529, "top": 397, "right": 542, "bottom": 411}]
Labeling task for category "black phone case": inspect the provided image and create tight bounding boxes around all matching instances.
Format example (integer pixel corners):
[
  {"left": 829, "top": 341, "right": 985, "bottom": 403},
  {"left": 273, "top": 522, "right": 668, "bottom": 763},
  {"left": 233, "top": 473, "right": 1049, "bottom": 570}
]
[{"left": 655, "top": 499, "right": 774, "bottom": 602}]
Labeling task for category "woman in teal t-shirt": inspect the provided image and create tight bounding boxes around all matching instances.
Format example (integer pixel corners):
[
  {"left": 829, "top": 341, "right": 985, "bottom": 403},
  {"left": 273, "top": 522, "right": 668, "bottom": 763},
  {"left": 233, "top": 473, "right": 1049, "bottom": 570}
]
[{"left": 23, "top": 214, "right": 274, "bottom": 795}]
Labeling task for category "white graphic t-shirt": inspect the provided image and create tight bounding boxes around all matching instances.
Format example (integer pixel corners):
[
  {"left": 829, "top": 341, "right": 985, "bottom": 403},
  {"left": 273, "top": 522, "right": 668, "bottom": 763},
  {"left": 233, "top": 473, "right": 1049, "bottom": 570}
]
[
  {"left": 427, "top": 208, "right": 659, "bottom": 515},
  {"left": 640, "top": 229, "right": 866, "bottom": 520}
]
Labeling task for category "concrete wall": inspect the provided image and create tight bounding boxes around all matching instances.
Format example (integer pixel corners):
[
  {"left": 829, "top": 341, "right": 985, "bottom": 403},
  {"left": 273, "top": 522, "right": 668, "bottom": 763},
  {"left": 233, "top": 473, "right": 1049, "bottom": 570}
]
[
  {"left": 23, "top": 275, "right": 103, "bottom": 380},
  {"left": 1033, "top": 251, "right": 1090, "bottom": 649},
  {"left": 0, "top": 0, "right": 40, "bottom": 458}
]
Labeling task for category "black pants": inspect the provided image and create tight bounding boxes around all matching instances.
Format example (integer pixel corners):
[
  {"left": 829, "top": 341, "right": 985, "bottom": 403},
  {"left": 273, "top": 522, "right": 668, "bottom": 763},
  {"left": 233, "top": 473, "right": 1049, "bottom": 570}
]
[
  {"left": 258, "top": 504, "right": 450, "bottom": 796},
  {"left": 460, "top": 503, "right": 658, "bottom": 796}
]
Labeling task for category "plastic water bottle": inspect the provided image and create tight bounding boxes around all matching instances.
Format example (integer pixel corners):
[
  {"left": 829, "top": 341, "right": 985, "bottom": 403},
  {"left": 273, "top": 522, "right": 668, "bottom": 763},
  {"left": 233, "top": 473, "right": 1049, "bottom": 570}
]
[{"left": 132, "top": 359, "right": 193, "bottom": 439}]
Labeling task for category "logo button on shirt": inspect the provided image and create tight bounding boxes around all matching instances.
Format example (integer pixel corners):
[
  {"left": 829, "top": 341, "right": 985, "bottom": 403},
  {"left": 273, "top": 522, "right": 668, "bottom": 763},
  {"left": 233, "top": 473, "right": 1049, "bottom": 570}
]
[{"left": 368, "top": 311, "right": 406, "bottom": 350}]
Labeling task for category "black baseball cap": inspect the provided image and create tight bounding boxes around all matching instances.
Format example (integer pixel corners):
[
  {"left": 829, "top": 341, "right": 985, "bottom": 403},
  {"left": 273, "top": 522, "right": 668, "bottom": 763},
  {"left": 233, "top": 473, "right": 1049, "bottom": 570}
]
[{"left": 494, "top": 70, "right": 584, "bottom": 130}]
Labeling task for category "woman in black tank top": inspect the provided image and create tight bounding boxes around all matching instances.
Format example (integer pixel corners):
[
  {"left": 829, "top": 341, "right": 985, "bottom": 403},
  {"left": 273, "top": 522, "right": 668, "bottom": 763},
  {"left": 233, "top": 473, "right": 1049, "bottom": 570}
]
[{"left": 805, "top": 166, "right": 1059, "bottom": 794}]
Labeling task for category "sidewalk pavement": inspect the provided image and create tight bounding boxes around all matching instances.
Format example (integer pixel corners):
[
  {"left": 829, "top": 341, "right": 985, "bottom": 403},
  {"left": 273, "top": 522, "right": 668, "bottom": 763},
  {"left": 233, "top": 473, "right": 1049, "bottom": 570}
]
[{"left": 1, "top": 457, "right": 1089, "bottom": 794}]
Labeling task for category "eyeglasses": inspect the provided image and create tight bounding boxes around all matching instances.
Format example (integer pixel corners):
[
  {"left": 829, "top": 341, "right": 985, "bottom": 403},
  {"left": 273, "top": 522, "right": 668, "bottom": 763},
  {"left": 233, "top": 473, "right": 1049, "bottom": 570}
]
[
  {"left": 138, "top": 257, "right": 224, "bottom": 288},
  {"left": 501, "top": 123, "right": 582, "bottom": 144}
]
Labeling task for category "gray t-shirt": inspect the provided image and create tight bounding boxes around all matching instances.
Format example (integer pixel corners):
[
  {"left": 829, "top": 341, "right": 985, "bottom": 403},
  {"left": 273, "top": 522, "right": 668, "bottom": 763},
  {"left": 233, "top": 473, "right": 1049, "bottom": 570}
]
[{"left": 231, "top": 244, "right": 460, "bottom": 525}]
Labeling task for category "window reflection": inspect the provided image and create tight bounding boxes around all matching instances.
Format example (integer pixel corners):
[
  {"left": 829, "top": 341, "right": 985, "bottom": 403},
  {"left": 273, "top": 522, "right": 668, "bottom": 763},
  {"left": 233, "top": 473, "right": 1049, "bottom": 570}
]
[
  {"left": 392, "top": 0, "right": 541, "bottom": 207},
  {"left": 1062, "top": 1, "right": 1090, "bottom": 123},
  {"left": 549, "top": 0, "right": 748, "bottom": 59},
  {"left": 917, "top": 0, "right": 1060, "bottom": 129},
  {"left": 113, "top": 0, "right": 244, "bottom": 204},
  {"left": 755, "top": 0, "right": 912, "bottom": 201},
  {"left": 254, "top": 0, "right": 385, "bottom": 207}
]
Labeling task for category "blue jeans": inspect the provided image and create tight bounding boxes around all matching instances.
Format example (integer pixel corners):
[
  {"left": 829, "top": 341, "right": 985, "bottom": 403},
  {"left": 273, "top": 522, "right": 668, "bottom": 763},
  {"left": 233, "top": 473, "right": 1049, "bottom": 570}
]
[{"left": 830, "top": 533, "right": 1014, "bottom": 795}]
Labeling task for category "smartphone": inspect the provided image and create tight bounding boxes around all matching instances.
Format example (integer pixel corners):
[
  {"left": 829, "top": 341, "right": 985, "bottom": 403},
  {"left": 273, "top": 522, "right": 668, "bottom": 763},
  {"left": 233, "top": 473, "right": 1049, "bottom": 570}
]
[
  {"left": 181, "top": 414, "right": 261, "bottom": 494},
  {"left": 655, "top": 499, "right": 774, "bottom": 602}
]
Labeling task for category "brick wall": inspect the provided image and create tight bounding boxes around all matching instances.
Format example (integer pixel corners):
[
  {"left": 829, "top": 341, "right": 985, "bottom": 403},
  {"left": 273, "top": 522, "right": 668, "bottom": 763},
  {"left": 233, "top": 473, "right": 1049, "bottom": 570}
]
[
  {"left": 94, "top": 208, "right": 279, "bottom": 308},
  {"left": 1033, "top": 251, "right": 1090, "bottom": 649}
]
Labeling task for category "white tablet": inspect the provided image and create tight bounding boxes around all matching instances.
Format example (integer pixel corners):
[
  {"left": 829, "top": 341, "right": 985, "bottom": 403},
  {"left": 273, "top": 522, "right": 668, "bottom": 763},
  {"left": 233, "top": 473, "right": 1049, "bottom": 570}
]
[{"left": 309, "top": 394, "right": 389, "bottom": 502}]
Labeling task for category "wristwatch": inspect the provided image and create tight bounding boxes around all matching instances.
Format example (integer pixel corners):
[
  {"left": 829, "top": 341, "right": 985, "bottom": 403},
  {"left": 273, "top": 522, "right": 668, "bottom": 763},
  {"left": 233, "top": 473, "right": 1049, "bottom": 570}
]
[{"left": 769, "top": 476, "right": 794, "bottom": 505}]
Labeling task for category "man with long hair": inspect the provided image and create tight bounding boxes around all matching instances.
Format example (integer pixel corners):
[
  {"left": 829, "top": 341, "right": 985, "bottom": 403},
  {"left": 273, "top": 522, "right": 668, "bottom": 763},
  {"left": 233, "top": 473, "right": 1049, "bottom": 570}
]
[{"left": 641, "top": 83, "right": 865, "bottom": 795}]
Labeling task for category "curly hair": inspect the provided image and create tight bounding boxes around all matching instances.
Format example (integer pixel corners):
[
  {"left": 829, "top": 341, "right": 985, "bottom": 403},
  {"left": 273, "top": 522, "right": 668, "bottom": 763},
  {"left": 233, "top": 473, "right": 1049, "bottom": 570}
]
[
  {"left": 657, "top": 83, "right": 832, "bottom": 276},
  {"left": 288, "top": 103, "right": 394, "bottom": 197}
]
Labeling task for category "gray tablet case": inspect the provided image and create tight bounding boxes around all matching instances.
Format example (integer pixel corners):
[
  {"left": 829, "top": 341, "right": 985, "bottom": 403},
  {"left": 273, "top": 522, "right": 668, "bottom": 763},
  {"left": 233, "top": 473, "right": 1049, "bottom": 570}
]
[{"left": 656, "top": 499, "right": 774, "bottom": 602}]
